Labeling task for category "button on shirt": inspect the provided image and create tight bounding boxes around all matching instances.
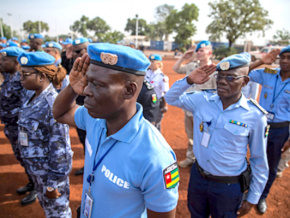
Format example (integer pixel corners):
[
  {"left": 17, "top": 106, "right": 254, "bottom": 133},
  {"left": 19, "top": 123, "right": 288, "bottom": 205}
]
[
  {"left": 165, "top": 77, "right": 268, "bottom": 204},
  {"left": 75, "top": 103, "right": 178, "bottom": 217},
  {"left": 145, "top": 68, "right": 169, "bottom": 99},
  {"left": 249, "top": 68, "right": 290, "bottom": 123}
]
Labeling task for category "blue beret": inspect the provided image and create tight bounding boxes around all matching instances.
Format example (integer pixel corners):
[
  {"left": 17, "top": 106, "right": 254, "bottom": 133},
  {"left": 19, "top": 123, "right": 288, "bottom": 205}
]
[
  {"left": 216, "top": 52, "right": 251, "bottom": 71},
  {"left": 11, "top": 37, "right": 18, "bottom": 41},
  {"left": 61, "top": 38, "right": 73, "bottom": 45},
  {"left": 21, "top": 39, "right": 27, "bottom": 43},
  {"left": 87, "top": 38, "right": 93, "bottom": 43},
  {"left": 17, "top": 52, "right": 55, "bottom": 67},
  {"left": 149, "top": 54, "right": 162, "bottom": 61},
  {"left": 280, "top": 46, "right": 290, "bottom": 56},
  {"left": 45, "top": 41, "right": 62, "bottom": 50},
  {"left": 6, "top": 41, "right": 19, "bottom": 47},
  {"left": 196, "top": 40, "right": 211, "bottom": 52},
  {"left": 28, "top": 34, "right": 44, "bottom": 39},
  {"left": 21, "top": 45, "right": 30, "bottom": 50},
  {"left": 0, "top": 43, "right": 6, "bottom": 48},
  {"left": 0, "top": 47, "right": 25, "bottom": 57},
  {"left": 88, "top": 43, "right": 150, "bottom": 76},
  {"left": 1, "top": 37, "right": 7, "bottom": 40},
  {"left": 73, "top": 38, "right": 89, "bottom": 46}
]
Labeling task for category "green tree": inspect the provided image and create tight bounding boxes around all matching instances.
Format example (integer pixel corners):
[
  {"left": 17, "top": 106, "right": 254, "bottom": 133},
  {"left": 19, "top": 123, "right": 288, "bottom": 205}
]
[
  {"left": 101, "top": 31, "right": 124, "bottom": 43},
  {"left": 147, "top": 22, "right": 167, "bottom": 41},
  {"left": 70, "top": 15, "right": 90, "bottom": 37},
  {"left": 87, "top": 17, "right": 111, "bottom": 40},
  {"left": 0, "top": 18, "right": 13, "bottom": 39},
  {"left": 206, "top": 0, "right": 273, "bottom": 48},
  {"left": 23, "top": 20, "right": 49, "bottom": 33},
  {"left": 272, "top": 29, "right": 290, "bottom": 45},
  {"left": 124, "top": 18, "right": 150, "bottom": 36},
  {"left": 154, "top": 4, "right": 175, "bottom": 40},
  {"left": 165, "top": 3, "right": 199, "bottom": 48}
]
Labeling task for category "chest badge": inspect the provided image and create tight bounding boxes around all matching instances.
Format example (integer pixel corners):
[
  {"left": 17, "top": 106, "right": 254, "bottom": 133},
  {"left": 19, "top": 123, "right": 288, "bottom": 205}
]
[
  {"left": 229, "top": 119, "right": 248, "bottom": 128},
  {"left": 199, "top": 122, "right": 204, "bottom": 132}
]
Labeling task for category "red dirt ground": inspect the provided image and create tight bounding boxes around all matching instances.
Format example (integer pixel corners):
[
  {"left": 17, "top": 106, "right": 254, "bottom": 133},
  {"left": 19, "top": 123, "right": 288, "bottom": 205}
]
[{"left": 0, "top": 57, "right": 289, "bottom": 217}]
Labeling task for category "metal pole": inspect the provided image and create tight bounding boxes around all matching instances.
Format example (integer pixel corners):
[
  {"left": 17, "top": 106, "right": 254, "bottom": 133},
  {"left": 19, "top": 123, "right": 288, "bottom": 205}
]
[
  {"left": 135, "top": 14, "right": 138, "bottom": 49},
  {"left": 38, "top": 20, "right": 42, "bottom": 33},
  {"left": 0, "top": 18, "right": 4, "bottom": 38},
  {"left": 8, "top": 13, "right": 13, "bottom": 38}
]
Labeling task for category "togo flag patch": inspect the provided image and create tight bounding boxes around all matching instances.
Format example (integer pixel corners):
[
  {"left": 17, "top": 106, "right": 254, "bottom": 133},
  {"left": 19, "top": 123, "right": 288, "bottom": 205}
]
[{"left": 163, "top": 162, "right": 179, "bottom": 189}]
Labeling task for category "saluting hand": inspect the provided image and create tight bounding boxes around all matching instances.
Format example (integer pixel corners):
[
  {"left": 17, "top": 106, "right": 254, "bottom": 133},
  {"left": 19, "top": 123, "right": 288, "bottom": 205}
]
[
  {"left": 181, "top": 47, "right": 195, "bottom": 60},
  {"left": 262, "top": 49, "right": 280, "bottom": 65},
  {"left": 187, "top": 64, "right": 216, "bottom": 85},
  {"left": 69, "top": 53, "right": 90, "bottom": 95}
]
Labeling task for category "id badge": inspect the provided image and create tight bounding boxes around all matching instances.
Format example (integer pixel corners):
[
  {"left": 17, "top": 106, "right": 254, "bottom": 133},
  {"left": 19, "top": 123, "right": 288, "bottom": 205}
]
[
  {"left": 201, "top": 132, "right": 210, "bottom": 148},
  {"left": 266, "top": 112, "right": 275, "bottom": 121},
  {"left": 19, "top": 131, "right": 28, "bottom": 146},
  {"left": 83, "top": 190, "right": 94, "bottom": 218}
]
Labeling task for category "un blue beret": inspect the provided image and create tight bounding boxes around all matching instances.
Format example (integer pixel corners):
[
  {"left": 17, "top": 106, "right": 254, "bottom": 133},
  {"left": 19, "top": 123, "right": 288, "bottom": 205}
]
[
  {"left": 149, "top": 54, "right": 162, "bottom": 61},
  {"left": 45, "top": 41, "right": 62, "bottom": 50},
  {"left": 6, "top": 41, "right": 19, "bottom": 47},
  {"left": 61, "top": 38, "right": 73, "bottom": 45},
  {"left": 87, "top": 38, "right": 92, "bottom": 43},
  {"left": 0, "top": 47, "right": 25, "bottom": 57},
  {"left": 196, "top": 40, "right": 211, "bottom": 52},
  {"left": 0, "top": 37, "right": 7, "bottom": 40},
  {"left": 88, "top": 43, "right": 151, "bottom": 76},
  {"left": 11, "top": 37, "right": 18, "bottom": 41},
  {"left": 0, "top": 43, "right": 6, "bottom": 48},
  {"left": 216, "top": 52, "right": 251, "bottom": 71},
  {"left": 73, "top": 38, "right": 89, "bottom": 46},
  {"left": 21, "top": 39, "right": 27, "bottom": 43},
  {"left": 21, "top": 45, "right": 30, "bottom": 50},
  {"left": 17, "top": 52, "right": 55, "bottom": 67},
  {"left": 28, "top": 34, "right": 44, "bottom": 39},
  {"left": 280, "top": 46, "right": 290, "bottom": 56}
]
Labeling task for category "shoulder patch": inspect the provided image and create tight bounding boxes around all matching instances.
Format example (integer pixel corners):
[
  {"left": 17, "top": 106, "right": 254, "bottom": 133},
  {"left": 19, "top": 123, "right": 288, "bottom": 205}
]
[
  {"left": 249, "top": 98, "right": 268, "bottom": 115},
  {"left": 144, "top": 79, "right": 154, "bottom": 90},
  {"left": 201, "top": 88, "right": 217, "bottom": 93},
  {"left": 163, "top": 162, "right": 179, "bottom": 189},
  {"left": 264, "top": 67, "right": 278, "bottom": 74},
  {"left": 265, "top": 125, "right": 270, "bottom": 138}
]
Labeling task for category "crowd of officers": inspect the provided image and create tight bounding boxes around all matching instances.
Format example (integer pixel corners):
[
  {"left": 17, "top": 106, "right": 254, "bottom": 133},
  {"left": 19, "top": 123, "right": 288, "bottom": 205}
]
[{"left": 0, "top": 34, "right": 289, "bottom": 218}]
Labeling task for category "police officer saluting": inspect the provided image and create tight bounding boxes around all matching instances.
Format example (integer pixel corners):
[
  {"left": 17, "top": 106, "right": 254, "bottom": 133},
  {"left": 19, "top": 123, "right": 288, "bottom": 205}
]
[
  {"left": 53, "top": 43, "right": 179, "bottom": 217},
  {"left": 165, "top": 52, "right": 269, "bottom": 217},
  {"left": 249, "top": 46, "right": 290, "bottom": 214}
]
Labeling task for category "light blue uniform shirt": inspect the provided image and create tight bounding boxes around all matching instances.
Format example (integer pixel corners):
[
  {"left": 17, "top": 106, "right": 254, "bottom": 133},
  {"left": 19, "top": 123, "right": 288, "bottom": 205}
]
[
  {"left": 165, "top": 77, "right": 269, "bottom": 204},
  {"left": 249, "top": 68, "right": 290, "bottom": 123},
  {"left": 75, "top": 103, "right": 178, "bottom": 218}
]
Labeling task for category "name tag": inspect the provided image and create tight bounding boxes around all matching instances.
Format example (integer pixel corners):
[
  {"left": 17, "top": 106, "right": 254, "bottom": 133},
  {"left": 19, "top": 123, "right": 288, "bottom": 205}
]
[
  {"left": 83, "top": 190, "right": 93, "bottom": 218},
  {"left": 266, "top": 112, "right": 275, "bottom": 121},
  {"left": 201, "top": 132, "right": 210, "bottom": 148},
  {"left": 19, "top": 131, "right": 28, "bottom": 146}
]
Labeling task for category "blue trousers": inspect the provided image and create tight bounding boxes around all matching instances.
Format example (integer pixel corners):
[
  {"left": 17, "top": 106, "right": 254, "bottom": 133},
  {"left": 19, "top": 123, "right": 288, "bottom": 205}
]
[
  {"left": 261, "top": 126, "right": 289, "bottom": 199},
  {"left": 188, "top": 163, "right": 243, "bottom": 218}
]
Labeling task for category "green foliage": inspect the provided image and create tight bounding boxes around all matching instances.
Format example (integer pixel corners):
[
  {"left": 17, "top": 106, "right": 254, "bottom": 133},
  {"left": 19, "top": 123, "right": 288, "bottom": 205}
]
[
  {"left": 23, "top": 20, "right": 49, "bottom": 33},
  {"left": 272, "top": 29, "right": 290, "bottom": 45},
  {"left": 155, "top": 4, "right": 175, "bottom": 22},
  {"left": 206, "top": 0, "right": 273, "bottom": 48},
  {"left": 87, "top": 17, "right": 111, "bottom": 39},
  {"left": 165, "top": 3, "right": 199, "bottom": 47},
  {"left": 70, "top": 15, "right": 90, "bottom": 37},
  {"left": 124, "top": 18, "right": 150, "bottom": 36},
  {"left": 213, "top": 46, "right": 237, "bottom": 60},
  {"left": 154, "top": 4, "right": 175, "bottom": 40},
  {"left": 100, "top": 31, "right": 124, "bottom": 43},
  {"left": 147, "top": 22, "right": 167, "bottom": 40}
]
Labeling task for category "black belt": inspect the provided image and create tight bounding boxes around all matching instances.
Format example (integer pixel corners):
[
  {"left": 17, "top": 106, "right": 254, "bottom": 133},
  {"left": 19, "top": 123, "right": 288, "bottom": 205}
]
[
  {"left": 195, "top": 161, "right": 240, "bottom": 184},
  {"left": 268, "top": 122, "right": 289, "bottom": 129}
]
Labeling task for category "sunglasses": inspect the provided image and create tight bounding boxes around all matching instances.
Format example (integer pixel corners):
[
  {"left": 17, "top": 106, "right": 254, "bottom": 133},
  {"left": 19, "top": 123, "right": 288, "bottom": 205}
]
[
  {"left": 214, "top": 74, "right": 247, "bottom": 82},
  {"left": 20, "top": 70, "right": 38, "bottom": 77},
  {"left": 73, "top": 48, "right": 84, "bottom": 54}
]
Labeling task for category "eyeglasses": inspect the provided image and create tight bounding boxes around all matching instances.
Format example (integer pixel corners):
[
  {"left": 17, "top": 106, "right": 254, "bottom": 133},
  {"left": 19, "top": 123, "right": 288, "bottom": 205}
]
[
  {"left": 20, "top": 70, "right": 38, "bottom": 77},
  {"left": 214, "top": 74, "right": 247, "bottom": 82},
  {"left": 73, "top": 48, "right": 84, "bottom": 54}
]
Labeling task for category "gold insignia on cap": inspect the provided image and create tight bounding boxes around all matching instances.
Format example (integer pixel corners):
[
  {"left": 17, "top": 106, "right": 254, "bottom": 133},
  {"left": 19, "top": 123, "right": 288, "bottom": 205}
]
[
  {"left": 48, "top": 43, "right": 53, "bottom": 47},
  {"left": 1, "top": 51, "right": 7, "bottom": 56},
  {"left": 150, "top": 55, "right": 155, "bottom": 60},
  {"left": 20, "top": 57, "right": 28, "bottom": 65},
  {"left": 100, "top": 52, "right": 118, "bottom": 65},
  {"left": 30, "top": 35, "right": 34, "bottom": 39},
  {"left": 220, "top": 61, "right": 230, "bottom": 70},
  {"left": 75, "top": 39, "right": 80, "bottom": 44},
  {"left": 200, "top": 43, "right": 206, "bottom": 48}
]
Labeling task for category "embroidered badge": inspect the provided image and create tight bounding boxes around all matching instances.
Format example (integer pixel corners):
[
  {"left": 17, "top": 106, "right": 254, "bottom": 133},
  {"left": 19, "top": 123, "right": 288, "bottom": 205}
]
[
  {"left": 20, "top": 57, "right": 28, "bottom": 65},
  {"left": 163, "top": 162, "right": 179, "bottom": 189},
  {"left": 1, "top": 52, "right": 6, "bottom": 56},
  {"left": 264, "top": 125, "right": 270, "bottom": 138},
  {"left": 6, "top": 43, "right": 10, "bottom": 46},
  {"left": 75, "top": 39, "right": 80, "bottom": 44},
  {"left": 220, "top": 61, "right": 230, "bottom": 70},
  {"left": 264, "top": 67, "right": 278, "bottom": 74},
  {"left": 152, "top": 94, "right": 157, "bottom": 104},
  {"left": 200, "top": 43, "right": 206, "bottom": 48},
  {"left": 229, "top": 119, "right": 248, "bottom": 128},
  {"left": 48, "top": 43, "right": 53, "bottom": 47},
  {"left": 100, "top": 52, "right": 118, "bottom": 65}
]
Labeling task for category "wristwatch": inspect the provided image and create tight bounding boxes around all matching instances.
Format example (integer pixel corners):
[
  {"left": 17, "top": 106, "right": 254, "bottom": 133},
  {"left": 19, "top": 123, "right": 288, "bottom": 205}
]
[{"left": 46, "top": 187, "right": 55, "bottom": 192}]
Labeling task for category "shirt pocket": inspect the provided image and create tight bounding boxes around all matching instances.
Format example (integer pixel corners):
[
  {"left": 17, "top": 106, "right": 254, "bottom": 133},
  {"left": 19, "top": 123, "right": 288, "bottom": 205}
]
[
  {"left": 224, "top": 122, "right": 249, "bottom": 144},
  {"left": 18, "top": 119, "right": 45, "bottom": 141}
]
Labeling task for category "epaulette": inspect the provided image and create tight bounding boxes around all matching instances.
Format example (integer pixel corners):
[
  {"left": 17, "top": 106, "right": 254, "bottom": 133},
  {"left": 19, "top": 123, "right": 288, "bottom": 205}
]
[
  {"left": 144, "top": 79, "right": 154, "bottom": 90},
  {"left": 201, "top": 88, "right": 217, "bottom": 93},
  {"left": 264, "top": 67, "right": 278, "bottom": 74},
  {"left": 249, "top": 98, "right": 268, "bottom": 115}
]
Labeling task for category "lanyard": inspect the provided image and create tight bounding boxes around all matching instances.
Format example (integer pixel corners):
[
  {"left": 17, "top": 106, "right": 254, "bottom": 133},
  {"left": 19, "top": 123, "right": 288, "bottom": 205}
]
[
  {"left": 87, "top": 129, "right": 118, "bottom": 187},
  {"left": 271, "top": 75, "right": 288, "bottom": 108}
]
